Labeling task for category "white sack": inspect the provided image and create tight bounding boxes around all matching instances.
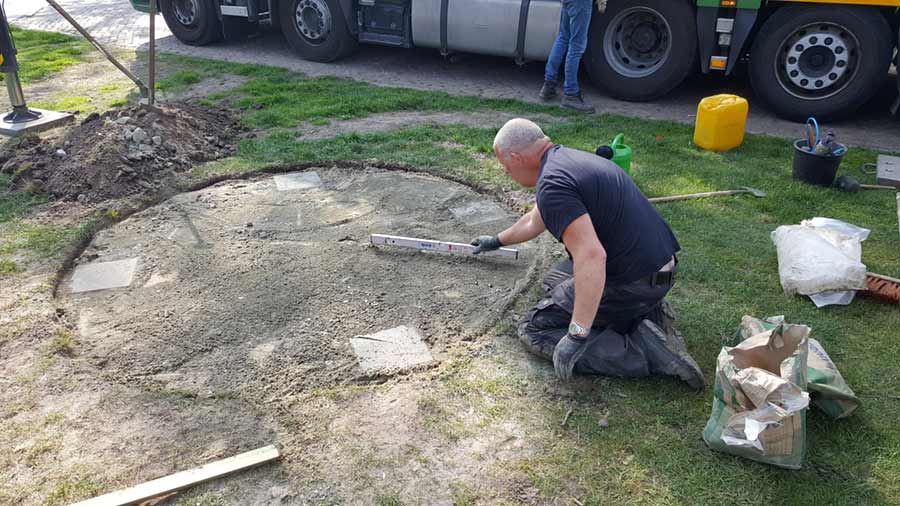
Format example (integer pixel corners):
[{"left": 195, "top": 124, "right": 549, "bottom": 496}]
[{"left": 771, "top": 219, "right": 868, "bottom": 296}]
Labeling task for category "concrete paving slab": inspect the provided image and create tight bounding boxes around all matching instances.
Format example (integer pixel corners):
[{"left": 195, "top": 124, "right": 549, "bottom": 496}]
[
  {"left": 450, "top": 200, "right": 508, "bottom": 226},
  {"left": 0, "top": 108, "right": 74, "bottom": 137},
  {"left": 350, "top": 325, "right": 433, "bottom": 373},
  {"left": 71, "top": 258, "right": 139, "bottom": 293},
  {"left": 274, "top": 172, "right": 322, "bottom": 191}
]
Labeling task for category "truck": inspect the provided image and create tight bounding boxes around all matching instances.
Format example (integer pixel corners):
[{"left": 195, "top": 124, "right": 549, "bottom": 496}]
[{"left": 130, "top": 0, "right": 900, "bottom": 121}]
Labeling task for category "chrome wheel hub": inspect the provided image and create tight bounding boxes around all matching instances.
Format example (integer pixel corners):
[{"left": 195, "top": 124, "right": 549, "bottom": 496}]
[
  {"left": 173, "top": 0, "right": 198, "bottom": 26},
  {"left": 603, "top": 7, "right": 672, "bottom": 79},
  {"left": 777, "top": 23, "right": 858, "bottom": 100},
  {"left": 294, "top": 0, "right": 332, "bottom": 42}
]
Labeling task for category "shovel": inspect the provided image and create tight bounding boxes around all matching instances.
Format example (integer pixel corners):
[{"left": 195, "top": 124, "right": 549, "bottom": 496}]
[{"left": 649, "top": 186, "right": 766, "bottom": 204}]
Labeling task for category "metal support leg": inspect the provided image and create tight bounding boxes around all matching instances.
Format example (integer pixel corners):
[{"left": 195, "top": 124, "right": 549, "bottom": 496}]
[
  {"left": 149, "top": 0, "right": 156, "bottom": 106},
  {"left": 3, "top": 71, "right": 42, "bottom": 123},
  {"left": 0, "top": 1, "right": 71, "bottom": 135}
]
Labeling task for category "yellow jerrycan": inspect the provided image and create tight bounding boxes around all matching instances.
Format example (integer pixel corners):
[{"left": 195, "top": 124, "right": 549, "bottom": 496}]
[{"left": 693, "top": 94, "right": 748, "bottom": 152}]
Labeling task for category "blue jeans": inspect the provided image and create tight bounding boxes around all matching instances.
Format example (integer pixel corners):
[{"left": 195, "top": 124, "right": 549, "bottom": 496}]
[{"left": 544, "top": 0, "right": 593, "bottom": 97}]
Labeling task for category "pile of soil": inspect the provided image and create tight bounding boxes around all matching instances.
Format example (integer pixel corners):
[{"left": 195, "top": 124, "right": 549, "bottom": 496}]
[{"left": 0, "top": 103, "right": 242, "bottom": 203}]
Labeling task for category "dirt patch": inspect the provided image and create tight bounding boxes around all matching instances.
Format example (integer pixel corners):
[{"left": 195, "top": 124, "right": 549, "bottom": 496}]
[
  {"left": 1, "top": 102, "right": 241, "bottom": 203},
  {"left": 59, "top": 167, "right": 541, "bottom": 398},
  {"left": 158, "top": 74, "right": 252, "bottom": 102},
  {"left": 315, "top": 381, "right": 539, "bottom": 504},
  {"left": 296, "top": 111, "right": 567, "bottom": 140}
]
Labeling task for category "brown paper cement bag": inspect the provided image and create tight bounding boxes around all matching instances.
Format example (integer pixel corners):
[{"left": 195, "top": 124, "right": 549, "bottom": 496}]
[
  {"left": 703, "top": 324, "right": 811, "bottom": 469},
  {"left": 737, "top": 315, "right": 860, "bottom": 419}
]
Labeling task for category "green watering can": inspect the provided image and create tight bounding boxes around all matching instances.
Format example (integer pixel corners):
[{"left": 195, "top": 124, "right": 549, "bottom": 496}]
[{"left": 610, "top": 133, "right": 632, "bottom": 175}]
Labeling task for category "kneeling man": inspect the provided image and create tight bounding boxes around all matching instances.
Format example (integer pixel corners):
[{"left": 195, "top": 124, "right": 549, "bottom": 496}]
[{"left": 472, "top": 119, "right": 704, "bottom": 388}]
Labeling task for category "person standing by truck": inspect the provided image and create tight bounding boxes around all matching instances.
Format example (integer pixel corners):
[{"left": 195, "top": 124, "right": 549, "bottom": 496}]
[{"left": 539, "top": 0, "right": 595, "bottom": 113}]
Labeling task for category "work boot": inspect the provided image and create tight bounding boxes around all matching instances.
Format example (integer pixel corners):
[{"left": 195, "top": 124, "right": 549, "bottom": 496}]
[
  {"left": 644, "top": 300, "right": 678, "bottom": 336},
  {"left": 561, "top": 93, "right": 595, "bottom": 113},
  {"left": 539, "top": 80, "right": 558, "bottom": 101},
  {"left": 633, "top": 319, "right": 705, "bottom": 390}
]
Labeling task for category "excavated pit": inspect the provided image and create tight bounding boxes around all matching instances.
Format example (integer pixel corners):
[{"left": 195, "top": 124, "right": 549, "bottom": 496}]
[{"left": 59, "top": 167, "right": 540, "bottom": 398}]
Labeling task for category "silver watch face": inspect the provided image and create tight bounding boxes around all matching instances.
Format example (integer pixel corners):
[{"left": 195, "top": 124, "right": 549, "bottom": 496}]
[{"left": 568, "top": 322, "right": 587, "bottom": 337}]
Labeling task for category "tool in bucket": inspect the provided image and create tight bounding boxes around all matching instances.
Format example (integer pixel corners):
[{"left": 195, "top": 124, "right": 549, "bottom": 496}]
[
  {"left": 803, "top": 117, "right": 845, "bottom": 156},
  {"left": 793, "top": 117, "right": 847, "bottom": 186}
]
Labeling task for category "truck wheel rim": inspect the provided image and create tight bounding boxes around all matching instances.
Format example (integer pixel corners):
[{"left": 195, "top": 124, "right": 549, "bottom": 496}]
[
  {"left": 603, "top": 6, "right": 672, "bottom": 79},
  {"left": 294, "top": 0, "right": 332, "bottom": 44},
  {"left": 173, "top": 0, "right": 198, "bottom": 27},
  {"left": 775, "top": 22, "right": 859, "bottom": 100}
]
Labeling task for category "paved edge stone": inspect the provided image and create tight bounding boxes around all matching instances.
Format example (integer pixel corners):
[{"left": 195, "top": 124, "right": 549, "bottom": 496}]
[
  {"left": 273, "top": 171, "right": 322, "bottom": 191},
  {"left": 71, "top": 258, "right": 139, "bottom": 293},
  {"left": 350, "top": 325, "right": 434, "bottom": 374},
  {"left": 450, "top": 200, "right": 508, "bottom": 226}
]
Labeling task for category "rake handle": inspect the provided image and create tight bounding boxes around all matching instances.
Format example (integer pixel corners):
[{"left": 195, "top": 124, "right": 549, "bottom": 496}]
[
  {"left": 868, "top": 272, "right": 900, "bottom": 285},
  {"left": 649, "top": 190, "right": 744, "bottom": 203}
]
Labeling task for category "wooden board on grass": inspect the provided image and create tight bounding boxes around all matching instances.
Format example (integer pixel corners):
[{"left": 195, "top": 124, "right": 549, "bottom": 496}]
[{"left": 71, "top": 445, "right": 281, "bottom": 506}]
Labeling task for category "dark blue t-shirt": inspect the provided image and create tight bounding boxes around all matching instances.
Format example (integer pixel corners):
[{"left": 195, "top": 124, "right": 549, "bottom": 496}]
[{"left": 536, "top": 144, "right": 680, "bottom": 284}]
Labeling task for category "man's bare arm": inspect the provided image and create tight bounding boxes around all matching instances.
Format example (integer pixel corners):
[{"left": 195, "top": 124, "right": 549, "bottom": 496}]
[
  {"left": 561, "top": 214, "right": 607, "bottom": 328},
  {"left": 497, "top": 206, "right": 546, "bottom": 246}
]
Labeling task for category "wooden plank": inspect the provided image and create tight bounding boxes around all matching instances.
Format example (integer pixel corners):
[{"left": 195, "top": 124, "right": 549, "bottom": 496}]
[
  {"left": 70, "top": 445, "right": 281, "bottom": 506},
  {"left": 369, "top": 234, "right": 520, "bottom": 260}
]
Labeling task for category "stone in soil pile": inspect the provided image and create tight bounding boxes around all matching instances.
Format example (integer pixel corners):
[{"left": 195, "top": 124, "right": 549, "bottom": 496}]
[{"left": 0, "top": 102, "right": 242, "bottom": 203}]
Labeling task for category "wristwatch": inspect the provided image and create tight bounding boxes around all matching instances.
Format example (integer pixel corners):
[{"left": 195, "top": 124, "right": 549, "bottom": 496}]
[{"left": 568, "top": 321, "right": 589, "bottom": 339}]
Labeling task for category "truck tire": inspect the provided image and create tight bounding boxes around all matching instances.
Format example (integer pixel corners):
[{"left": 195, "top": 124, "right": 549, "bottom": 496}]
[
  {"left": 159, "top": 0, "right": 222, "bottom": 46},
  {"left": 584, "top": 0, "right": 696, "bottom": 101},
  {"left": 280, "top": 0, "right": 357, "bottom": 62},
  {"left": 749, "top": 5, "right": 893, "bottom": 122}
]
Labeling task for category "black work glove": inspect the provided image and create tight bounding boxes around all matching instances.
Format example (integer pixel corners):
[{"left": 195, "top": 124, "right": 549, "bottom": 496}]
[
  {"left": 470, "top": 235, "right": 502, "bottom": 255},
  {"left": 553, "top": 333, "right": 590, "bottom": 381}
]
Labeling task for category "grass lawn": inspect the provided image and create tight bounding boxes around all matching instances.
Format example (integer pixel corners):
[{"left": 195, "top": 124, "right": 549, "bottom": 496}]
[
  {"left": 2, "top": 43, "right": 898, "bottom": 504},
  {"left": 3, "top": 26, "right": 90, "bottom": 84}
]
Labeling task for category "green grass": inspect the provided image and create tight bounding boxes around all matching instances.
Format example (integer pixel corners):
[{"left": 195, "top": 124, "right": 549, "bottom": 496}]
[
  {"left": 32, "top": 94, "right": 93, "bottom": 112},
  {"left": 0, "top": 174, "right": 46, "bottom": 223},
  {"left": 47, "top": 328, "right": 76, "bottom": 356},
  {"left": 0, "top": 221, "right": 79, "bottom": 259},
  {"left": 174, "top": 492, "right": 227, "bottom": 506},
  {"left": 376, "top": 494, "right": 404, "bottom": 506},
  {"left": 3, "top": 26, "right": 89, "bottom": 84},
  {"left": 156, "top": 69, "right": 203, "bottom": 92},
  {"left": 155, "top": 53, "right": 572, "bottom": 128},
  {"left": 45, "top": 476, "right": 104, "bottom": 506},
  {"left": 0, "top": 258, "right": 22, "bottom": 276}
]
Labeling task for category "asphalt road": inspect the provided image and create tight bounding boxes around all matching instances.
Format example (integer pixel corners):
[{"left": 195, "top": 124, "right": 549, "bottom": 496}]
[{"left": 8, "top": 0, "right": 900, "bottom": 151}]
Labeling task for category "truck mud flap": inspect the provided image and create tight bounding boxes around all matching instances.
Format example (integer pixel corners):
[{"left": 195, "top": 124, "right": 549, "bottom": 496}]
[
  {"left": 697, "top": 5, "right": 757, "bottom": 75},
  {"left": 515, "top": 0, "right": 532, "bottom": 64},
  {"left": 440, "top": 0, "right": 449, "bottom": 54},
  {"left": 726, "top": 7, "right": 757, "bottom": 74},
  {"left": 893, "top": 31, "right": 900, "bottom": 115},
  {"left": 697, "top": 6, "right": 717, "bottom": 73}
]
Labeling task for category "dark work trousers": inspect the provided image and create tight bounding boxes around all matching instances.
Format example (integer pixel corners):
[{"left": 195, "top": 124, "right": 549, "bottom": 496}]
[{"left": 518, "top": 259, "right": 674, "bottom": 377}]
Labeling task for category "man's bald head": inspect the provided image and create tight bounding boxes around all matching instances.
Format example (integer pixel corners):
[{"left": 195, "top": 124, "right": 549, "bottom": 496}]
[
  {"left": 492, "top": 118, "right": 552, "bottom": 188},
  {"left": 493, "top": 118, "right": 547, "bottom": 156}
]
